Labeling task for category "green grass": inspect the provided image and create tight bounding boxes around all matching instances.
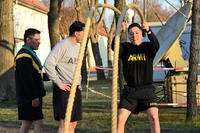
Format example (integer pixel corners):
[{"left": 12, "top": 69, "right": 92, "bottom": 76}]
[{"left": 0, "top": 80, "right": 200, "bottom": 132}]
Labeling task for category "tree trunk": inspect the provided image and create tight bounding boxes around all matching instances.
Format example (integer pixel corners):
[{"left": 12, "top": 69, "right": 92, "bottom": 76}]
[
  {"left": 48, "top": 0, "right": 63, "bottom": 48},
  {"left": 107, "top": 18, "right": 116, "bottom": 79},
  {"left": 91, "top": 42, "right": 105, "bottom": 80},
  {"left": 81, "top": 48, "right": 88, "bottom": 84},
  {"left": 186, "top": 0, "right": 199, "bottom": 122},
  {"left": 0, "top": 0, "right": 15, "bottom": 101},
  {"left": 89, "top": 9, "right": 105, "bottom": 80}
]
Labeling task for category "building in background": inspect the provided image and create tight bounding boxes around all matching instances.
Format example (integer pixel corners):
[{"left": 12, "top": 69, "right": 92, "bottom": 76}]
[
  {"left": 14, "top": 0, "right": 51, "bottom": 65},
  {"left": 13, "top": 0, "right": 109, "bottom": 68}
]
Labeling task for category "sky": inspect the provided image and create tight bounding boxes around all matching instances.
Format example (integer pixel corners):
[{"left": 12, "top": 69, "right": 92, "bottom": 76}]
[
  {"left": 98, "top": 0, "right": 180, "bottom": 10},
  {"left": 158, "top": 0, "right": 180, "bottom": 10}
]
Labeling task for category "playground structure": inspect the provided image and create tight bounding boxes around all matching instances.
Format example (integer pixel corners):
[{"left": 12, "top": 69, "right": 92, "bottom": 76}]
[
  {"left": 63, "top": 3, "right": 124, "bottom": 133},
  {"left": 64, "top": 1, "right": 199, "bottom": 133},
  {"left": 87, "top": 2, "right": 200, "bottom": 107},
  {"left": 63, "top": 2, "right": 146, "bottom": 133}
]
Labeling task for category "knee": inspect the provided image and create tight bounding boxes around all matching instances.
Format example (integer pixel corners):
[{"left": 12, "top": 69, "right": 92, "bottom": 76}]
[
  {"left": 117, "top": 109, "right": 131, "bottom": 126},
  {"left": 22, "top": 120, "right": 33, "bottom": 128},
  {"left": 33, "top": 120, "right": 43, "bottom": 129},
  {"left": 148, "top": 113, "right": 159, "bottom": 124},
  {"left": 34, "top": 120, "right": 43, "bottom": 125}
]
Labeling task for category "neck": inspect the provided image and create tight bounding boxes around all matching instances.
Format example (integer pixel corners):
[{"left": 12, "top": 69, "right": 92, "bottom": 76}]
[
  {"left": 24, "top": 44, "right": 32, "bottom": 50},
  {"left": 69, "top": 36, "right": 77, "bottom": 44}
]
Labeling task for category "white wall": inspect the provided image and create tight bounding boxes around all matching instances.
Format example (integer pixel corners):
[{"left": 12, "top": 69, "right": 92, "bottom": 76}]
[
  {"left": 13, "top": 4, "right": 51, "bottom": 65},
  {"left": 13, "top": 3, "right": 110, "bottom": 69},
  {"left": 98, "top": 35, "right": 108, "bottom": 67}
]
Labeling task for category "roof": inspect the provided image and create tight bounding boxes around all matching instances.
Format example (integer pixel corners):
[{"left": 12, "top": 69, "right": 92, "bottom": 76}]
[{"left": 16, "top": 0, "right": 49, "bottom": 14}]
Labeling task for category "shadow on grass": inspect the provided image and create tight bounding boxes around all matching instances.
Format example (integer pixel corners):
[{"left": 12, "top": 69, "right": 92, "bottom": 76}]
[{"left": 0, "top": 100, "right": 17, "bottom": 109}]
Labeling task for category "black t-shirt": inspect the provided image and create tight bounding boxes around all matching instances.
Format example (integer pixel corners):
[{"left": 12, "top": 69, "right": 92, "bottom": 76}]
[{"left": 119, "top": 32, "right": 159, "bottom": 87}]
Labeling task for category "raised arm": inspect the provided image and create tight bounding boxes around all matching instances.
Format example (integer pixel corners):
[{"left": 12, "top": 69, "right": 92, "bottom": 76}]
[{"left": 142, "top": 21, "right": 159, "bottom": 51}]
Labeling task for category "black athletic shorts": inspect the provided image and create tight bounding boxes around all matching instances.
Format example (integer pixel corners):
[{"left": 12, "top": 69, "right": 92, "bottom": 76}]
[
  {"left": 53, "top": 84, "right": 82, "bottom": 122},
  {"left": 119, "top": 85, "right": 158, "bottom": 114},
  {"left": 18, "top": 98, "right": 43, "bottom": 120}
]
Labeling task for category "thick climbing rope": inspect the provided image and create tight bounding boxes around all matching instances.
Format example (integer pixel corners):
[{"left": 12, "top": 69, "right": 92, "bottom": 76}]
[
  {"left": 63, "top": 3, "right": 120, "bottom": 133},
  {"left": 63, "top": 6, "right": 94, "bottom": 133},
  {"left": 64, "top": 3, "right": 145, "bottom": 133},
  {"left": 112, "top": 3, "right": 145, "bottom": 133}
]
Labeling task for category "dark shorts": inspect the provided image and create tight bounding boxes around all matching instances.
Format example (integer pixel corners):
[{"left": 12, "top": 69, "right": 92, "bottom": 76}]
[
  {"left": 53, "top": 84, "right": 82, "bottom": 122},
  {"left": 119, "top": 85, "right": 158, "bottom": 114},
  {"left": 18, "top": 98, "right": 43, "bottom": 120}
]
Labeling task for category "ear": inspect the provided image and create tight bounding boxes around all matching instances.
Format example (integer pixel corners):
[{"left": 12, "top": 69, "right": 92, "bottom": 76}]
[
  {"left": 74, "top": 31, "right": 79, "bottom": 36},
  {"left": 26, "top": 37, "right": 30, "bottom": 43}
]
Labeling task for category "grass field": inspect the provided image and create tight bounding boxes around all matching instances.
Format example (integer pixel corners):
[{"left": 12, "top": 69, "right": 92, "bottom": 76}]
[{"left": 0, "top": 80, "right": 200, "bottom": 133}]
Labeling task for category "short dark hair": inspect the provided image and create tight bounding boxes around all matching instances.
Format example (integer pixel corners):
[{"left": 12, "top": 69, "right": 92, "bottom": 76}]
[
  {"left": 24, "top": 28, "right": 40, "bottom": 43},
  {"left": 128, "top": 23, "right": 145, "bottom": 37},
  {"left": 69, "top": 21, "right": 85, "bottom": 36}
]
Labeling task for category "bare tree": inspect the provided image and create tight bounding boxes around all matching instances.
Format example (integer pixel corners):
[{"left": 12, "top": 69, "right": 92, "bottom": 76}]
[
  {"left": 107, "top": 18, "right": 116, "bottom": 79},
  {"left": 186, "top": 0, "right": 199, "bottom": 122},
  {"left": 0, "top": 0, "right": 15, "bottom": 101},
  {"left": 87, "top": 0, "right": 106, "bottom": 80},
  {"left": 148, "top": 2, "right": 170, "bottom": 22},
  {"left": 59, "top": 7, "right": 77, "bottom": 38},
  {"left": 138, "top": 0, "right": 173, "bottom": 22}
]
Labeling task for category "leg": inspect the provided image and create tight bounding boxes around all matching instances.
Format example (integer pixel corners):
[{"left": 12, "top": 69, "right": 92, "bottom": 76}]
[
  {"left": 19, "top": 120, "right": 32, "bottom": 133},
  {"left": 69, "top": 121, "right": 77, "bottom": 133},
  {"left": 57, "top": 119, "right": 77, "bottom": 133},
  {"left": 58, "top": 119, "right": 64, "bottom": 133},
  {"left": 33, "top": 120, "right": 43, "bottom": 133},
  {"left": 146, "top": 107, "right": 160, "bottom": 133},
  {"left": 117, "top": 108, "right": 131, "bottom": 133}
]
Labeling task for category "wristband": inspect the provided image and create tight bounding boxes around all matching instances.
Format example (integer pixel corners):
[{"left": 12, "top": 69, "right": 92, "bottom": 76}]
[{"left": 146, "top": 29, "right": 151, "bottom": 34}]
